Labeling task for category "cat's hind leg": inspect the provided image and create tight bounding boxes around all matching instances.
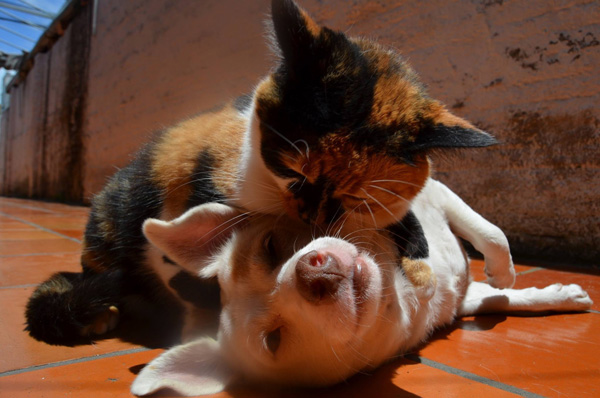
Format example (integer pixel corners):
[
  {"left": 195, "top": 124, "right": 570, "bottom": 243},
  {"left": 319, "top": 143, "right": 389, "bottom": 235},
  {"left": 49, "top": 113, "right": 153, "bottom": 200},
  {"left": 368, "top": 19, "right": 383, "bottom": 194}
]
[
  {"left": 25, "top": 270, "right": 123, "bottom": 345},
  {"left": 459, "top": 281, "right": 593, "bottom": 316}
]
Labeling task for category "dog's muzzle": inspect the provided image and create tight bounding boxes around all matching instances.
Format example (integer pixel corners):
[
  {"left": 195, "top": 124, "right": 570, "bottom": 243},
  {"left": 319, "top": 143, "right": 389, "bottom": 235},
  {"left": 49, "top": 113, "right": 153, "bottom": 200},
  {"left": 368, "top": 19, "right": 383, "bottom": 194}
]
[{"left": 296, "top": 251, "right": 347, "bottom": 304}]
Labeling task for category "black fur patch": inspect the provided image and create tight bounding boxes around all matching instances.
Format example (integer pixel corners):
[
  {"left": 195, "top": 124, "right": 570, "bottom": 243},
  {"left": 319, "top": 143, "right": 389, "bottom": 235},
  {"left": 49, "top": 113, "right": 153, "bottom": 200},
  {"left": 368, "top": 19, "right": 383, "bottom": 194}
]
[
  {"left": 261, "top": 2, "right": 377, "bottom": 149},
  {"left": 168, "top": 271, "right": 221, "bottom": 310},
  {"left": 186, "top": 150, "right": 227, "bottom": 208},
  {"left": 408, "top": 125, "right": 498, "bottom": 153},
  {"left": 387, "top": 210, "right": 429, "bottom": 259},
  {"left": 287, "top": 175, "right": 340, "bottom": 223},
  {"left": 84, "top": 142, "right": 164, "bottom": 275},
  {"left": 163, "top": 256, "right": 177, "bottom": 265},
  {"left": 322, "top": 195, "right": 342, "bottom": 225},
  {"left": 25, "top": 270, "right": 123, "bottom": 345}
]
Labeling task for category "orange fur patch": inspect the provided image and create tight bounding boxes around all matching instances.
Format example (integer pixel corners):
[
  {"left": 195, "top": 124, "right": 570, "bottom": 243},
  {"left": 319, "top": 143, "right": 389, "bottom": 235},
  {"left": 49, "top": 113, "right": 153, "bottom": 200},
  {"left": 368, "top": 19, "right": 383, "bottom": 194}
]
[
  {"left": 299, "top": 7, "right": 321, "bottom": 37},
  {"left": 151, "top": 104, "right": 246, "bottom": 220},
  {"left": 355, "top": 41, "right": 430, "bottom": 135},
  {"left": 426, "top": 101, "right": 478, "bottom": 130},
  {"left": 280, "top": 136, "right": 430, "bottom": 226},
  {"left": 254, "top": 76, "right": 281, "bottom": 119},
  {"left": 370, "top": 74, "right": 426, "bottom": 134},
  {"left": 229, "top": 230, "right": 255, "bottom": 282}
]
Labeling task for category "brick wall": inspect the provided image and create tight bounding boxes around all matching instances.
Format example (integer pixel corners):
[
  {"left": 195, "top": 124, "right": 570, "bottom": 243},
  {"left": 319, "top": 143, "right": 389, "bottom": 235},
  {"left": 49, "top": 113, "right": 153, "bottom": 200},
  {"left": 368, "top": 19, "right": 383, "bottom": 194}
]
[{"left": 1, "top": 0, "right": 598, "bottom": 264}]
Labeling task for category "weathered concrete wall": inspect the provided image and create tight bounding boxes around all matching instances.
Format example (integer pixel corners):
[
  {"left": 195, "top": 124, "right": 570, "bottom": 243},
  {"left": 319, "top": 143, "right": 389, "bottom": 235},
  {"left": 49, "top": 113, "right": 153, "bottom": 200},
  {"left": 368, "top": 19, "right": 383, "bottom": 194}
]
[
  {"left": 1, "top": 53, "right": 48, "bottom": 198},
  {"left": 0, "top": 4, "right": 91, "bottom": 202},
  {"left": 83, "top": 0, "right": 272, "bottom": 198},
  {"left": 299, "top": 0, "right": 599, "bottom": 264},
  {"left": 1, "top": 0, "right": 598, "bottom": 264}
]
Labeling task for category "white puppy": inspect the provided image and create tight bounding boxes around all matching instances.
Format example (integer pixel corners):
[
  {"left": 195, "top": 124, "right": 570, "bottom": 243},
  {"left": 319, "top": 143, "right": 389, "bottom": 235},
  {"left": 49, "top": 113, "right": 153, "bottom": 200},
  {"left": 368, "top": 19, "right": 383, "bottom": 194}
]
[{"left": 131, "top": 179, "right": 592, "bottom": 396}]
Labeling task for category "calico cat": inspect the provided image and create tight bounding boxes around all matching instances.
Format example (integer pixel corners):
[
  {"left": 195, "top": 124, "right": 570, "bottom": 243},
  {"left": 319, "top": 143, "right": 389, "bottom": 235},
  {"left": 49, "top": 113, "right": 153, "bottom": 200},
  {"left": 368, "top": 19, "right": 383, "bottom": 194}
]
[{"left": 25, "top": 0, "right": 496, "bottom": 345}]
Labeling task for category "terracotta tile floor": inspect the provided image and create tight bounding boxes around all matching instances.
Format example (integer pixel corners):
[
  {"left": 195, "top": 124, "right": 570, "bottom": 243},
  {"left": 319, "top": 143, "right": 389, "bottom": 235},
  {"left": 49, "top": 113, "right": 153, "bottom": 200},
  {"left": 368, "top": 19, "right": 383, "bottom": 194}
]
[{"left": 1, "top": 196, "right": 598, "bottom": 398}]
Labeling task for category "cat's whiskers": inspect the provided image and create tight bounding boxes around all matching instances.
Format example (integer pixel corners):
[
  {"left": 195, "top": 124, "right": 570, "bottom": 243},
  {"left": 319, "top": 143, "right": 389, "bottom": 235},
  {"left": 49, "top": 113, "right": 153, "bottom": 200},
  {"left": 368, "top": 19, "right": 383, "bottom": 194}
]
[
  {"left": 332, "top": 311, "right": 372, "bottom": 367},
  {"left": 342, "top": 227, "right": 378, "bottom": 241},
  {"left": 294, "top": 139, "right": 310, "bottom": 161},
  {"left": 297, "top": 175, "right": 308, "bottom": 191},
  {"left": 385, "top": 225, "right": 418, "bottom": 247},
  {"left": 324, "top": 202, "right": 347, "bottom": 237},
  {"left": 287, "top": 175, "right": 308, "bottom": 193},
  {"left": 267, "top": 149, "right": 297, "bottom": 164},
  {"left": 369, "top": 179, "right": 424, "bottom": 189},
  {"left": 261, "top": 121, "right": 305, "bottom": 158},
  {"left": 367, "top": 184, "right": 411, "bottom": 204},
  {"left": 166, "top": 166, "right": 283, "bottom": 204},
  {"left": 361, "top": 188, "right": 399, "bottom": 223},
  {"left": 361, "top": 199, "right": 378, "bottom": 229},
  {"left": 197, "top": 212, "right": 252, "bottom": 248},
  {"left": 328, "top": 202, "right": 363, "bottom": 238}
]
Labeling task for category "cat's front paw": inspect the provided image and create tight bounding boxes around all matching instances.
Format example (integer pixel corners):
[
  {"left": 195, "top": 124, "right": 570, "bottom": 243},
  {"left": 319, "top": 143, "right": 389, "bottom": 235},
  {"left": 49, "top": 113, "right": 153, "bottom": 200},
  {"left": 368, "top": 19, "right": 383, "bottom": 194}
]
[
  {"left": 543, "top": 283, "right": 593, "bottom": 311},
  {"left": 80, "top": 306, "right": 119, "bottom": 336}
]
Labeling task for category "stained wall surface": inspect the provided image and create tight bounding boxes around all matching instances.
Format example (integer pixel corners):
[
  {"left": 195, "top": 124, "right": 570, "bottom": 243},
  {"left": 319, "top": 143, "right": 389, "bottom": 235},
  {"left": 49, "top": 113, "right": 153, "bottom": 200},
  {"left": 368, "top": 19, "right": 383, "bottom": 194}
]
[{"left": 1, "top": 0, "right": 598, "bottom": 264}]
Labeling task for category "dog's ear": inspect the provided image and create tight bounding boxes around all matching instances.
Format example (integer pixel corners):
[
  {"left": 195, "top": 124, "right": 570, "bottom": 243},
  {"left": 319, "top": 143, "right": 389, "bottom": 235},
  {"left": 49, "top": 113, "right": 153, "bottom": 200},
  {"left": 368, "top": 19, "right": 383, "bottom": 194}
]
[
  {"left": 131, "top": 337, "right": 231, "bottom": 396},
  {"left": 143, "top": 203, "right": 247, "bottom": 277}
]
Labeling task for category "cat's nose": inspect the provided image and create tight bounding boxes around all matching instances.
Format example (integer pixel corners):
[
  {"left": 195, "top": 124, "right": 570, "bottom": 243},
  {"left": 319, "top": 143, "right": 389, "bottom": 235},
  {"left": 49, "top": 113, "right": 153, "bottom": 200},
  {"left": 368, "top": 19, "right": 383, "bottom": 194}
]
[{"left": 296, "top": 251, "right": 344, "bottom": 304}]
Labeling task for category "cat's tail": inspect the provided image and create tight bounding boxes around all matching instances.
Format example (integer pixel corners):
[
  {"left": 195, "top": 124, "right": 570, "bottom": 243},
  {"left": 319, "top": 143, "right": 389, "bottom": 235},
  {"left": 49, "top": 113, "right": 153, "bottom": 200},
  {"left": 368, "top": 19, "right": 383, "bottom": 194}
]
[{"left": 25, "top": 270, "right": 123, "bottom": 346}]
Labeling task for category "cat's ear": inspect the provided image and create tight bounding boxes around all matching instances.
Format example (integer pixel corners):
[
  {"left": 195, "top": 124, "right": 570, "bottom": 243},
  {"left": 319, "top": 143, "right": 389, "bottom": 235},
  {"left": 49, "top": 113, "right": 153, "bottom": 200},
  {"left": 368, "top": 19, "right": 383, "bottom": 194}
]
[
  {"left": 143, "top": 203, "right": 246, "bottom": 277},
  {"left": 410, "top": 105, "right": 497, "bottom": 152},
  {"left": 131, "top": 337, "right": 232, "bottom": 396},
  {"left": 270, "top": 0, "right": 322, "bottom": 67}
]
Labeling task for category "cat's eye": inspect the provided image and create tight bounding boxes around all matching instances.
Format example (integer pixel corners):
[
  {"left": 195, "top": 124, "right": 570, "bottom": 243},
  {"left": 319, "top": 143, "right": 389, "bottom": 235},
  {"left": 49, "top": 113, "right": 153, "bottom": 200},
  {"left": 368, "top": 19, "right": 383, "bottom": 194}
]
[
  {"left": 342, "top": 193, "right": 366, "bottom": 202},
  {"left": 265, "top": 327, "right": 281, "bottom": 355},
  {"left": 279, "top": 167, "right": 304, "bottom": 180}
]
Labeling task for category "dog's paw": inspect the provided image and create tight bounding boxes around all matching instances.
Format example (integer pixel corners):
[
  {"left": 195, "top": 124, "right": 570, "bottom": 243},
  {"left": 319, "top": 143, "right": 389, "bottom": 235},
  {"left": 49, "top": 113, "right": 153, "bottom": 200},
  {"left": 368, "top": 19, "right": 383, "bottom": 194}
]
[
  {"left": 485, "top": 258, "right": 516, "bottom": 289},
  {"left": 80, "top": 306, "right": 119, "bottom": 336},
  {"left": 542, "top": 283, "right": 593, "bottom": 311}
]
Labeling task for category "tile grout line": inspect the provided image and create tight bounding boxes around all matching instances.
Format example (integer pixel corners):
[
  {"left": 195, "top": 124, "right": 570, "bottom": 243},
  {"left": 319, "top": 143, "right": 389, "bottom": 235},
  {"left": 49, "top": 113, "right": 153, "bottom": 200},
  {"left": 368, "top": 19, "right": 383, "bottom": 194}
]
[
  {"left": 0, "top": 347, "right": 151, "bottom": 378},
  {"left": 404, "top": 354, "right": 546, "bottom": 398},
  {"left": 0, "top": 201, "right": 58, "bottom": 214},
  {"left": 0, "top": 284, "right": 39, "bottom": 290},
  {"left": 475, "top": 267, "right": 544, "bottom": 283},
  {"left": 0, "top": 211, "right": 82, "bottom": 243},
  {"left": 516, "top": 267, "right": 544, "bottom": 276},
  {"left": 0, "top": 251, "right": 80, "bottom": 258}
]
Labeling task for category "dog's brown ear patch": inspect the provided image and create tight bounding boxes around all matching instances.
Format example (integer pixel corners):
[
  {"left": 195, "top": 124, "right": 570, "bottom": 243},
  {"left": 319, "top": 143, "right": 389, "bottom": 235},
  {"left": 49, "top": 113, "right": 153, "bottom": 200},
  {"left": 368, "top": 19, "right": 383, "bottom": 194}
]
[
  {"left": 143, "top": 203, "right": 247, "bottom": 275},
  {"left": 401, "top": 258, "right": 437, "bottom": 301}
]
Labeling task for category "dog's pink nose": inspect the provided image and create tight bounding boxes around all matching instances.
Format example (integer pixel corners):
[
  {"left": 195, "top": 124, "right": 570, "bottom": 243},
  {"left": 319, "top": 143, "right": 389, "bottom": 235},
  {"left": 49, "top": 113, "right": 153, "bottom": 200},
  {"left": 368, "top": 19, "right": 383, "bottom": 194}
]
[{"left": 296, "top": 251, "right": 343, "bottom": 304}]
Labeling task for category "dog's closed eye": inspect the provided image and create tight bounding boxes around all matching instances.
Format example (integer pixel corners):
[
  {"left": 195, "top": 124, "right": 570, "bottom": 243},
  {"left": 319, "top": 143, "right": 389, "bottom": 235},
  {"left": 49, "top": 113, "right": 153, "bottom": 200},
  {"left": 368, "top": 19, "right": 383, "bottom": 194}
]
[
  {"left": 262, "top": 232, "right": 280, "bottom": 270},
  {"left": 264, "top": 327, "right": 281, "bottom": 355}
]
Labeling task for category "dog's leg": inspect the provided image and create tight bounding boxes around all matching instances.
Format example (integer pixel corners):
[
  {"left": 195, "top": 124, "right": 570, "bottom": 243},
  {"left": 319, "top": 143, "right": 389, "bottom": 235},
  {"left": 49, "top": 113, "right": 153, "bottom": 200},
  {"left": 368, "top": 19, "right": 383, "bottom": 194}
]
[
  {"left": 459, "top": 281, "right": 593, "bottom": 316},
  {"left": 435, "top": 181, "right": 515, "bottom": 289}
]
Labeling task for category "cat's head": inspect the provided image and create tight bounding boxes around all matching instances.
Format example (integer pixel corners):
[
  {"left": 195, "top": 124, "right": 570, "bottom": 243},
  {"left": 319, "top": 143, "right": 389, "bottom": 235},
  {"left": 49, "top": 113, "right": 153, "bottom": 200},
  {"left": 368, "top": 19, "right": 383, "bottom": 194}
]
[{"left": 253, "top": 0, "right": 495, "bottom": 228}]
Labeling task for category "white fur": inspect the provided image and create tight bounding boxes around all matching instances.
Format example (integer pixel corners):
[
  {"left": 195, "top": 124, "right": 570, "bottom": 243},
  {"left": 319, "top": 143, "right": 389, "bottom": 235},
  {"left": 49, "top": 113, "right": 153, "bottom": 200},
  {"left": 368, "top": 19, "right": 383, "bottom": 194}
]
[
  {"left": 132, "top": 179, "right": 592, "bottom": 396},
  {"left": 233, "top": 87, "right": 286, "bottom": 215}
]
